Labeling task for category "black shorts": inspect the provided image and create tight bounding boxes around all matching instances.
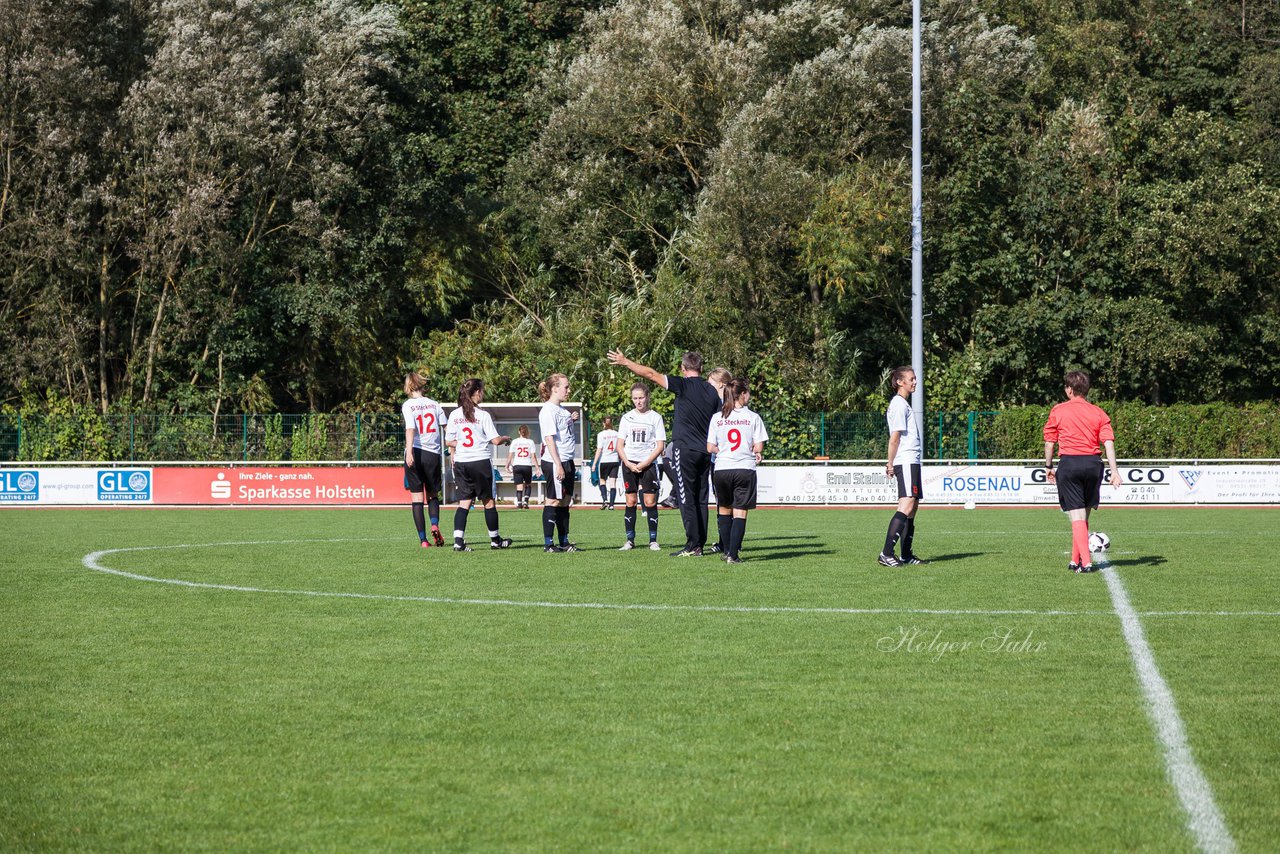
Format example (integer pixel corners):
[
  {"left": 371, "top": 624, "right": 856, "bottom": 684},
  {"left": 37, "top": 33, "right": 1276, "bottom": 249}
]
[
  {"left": 599, "top": 461, "right": 620, "bottom": 480},
  {"left": 510, "top": 465, "right": 533, "bottom": 488},
  {"left": 893, "top": 464, "right": 923, "bottom": 501},
  {"left": 622, "top": 463, "right": 659, "bottom": 495},
  {"left": 1056, "top": 454, "right": 1103, "bottom": 511},
  {"left": 453, "top": 459, "right": 494, "bottom": 502},
  {"left": 541, "top": 460, "right": 577, "bottom": 502},
  {"left": 404, "top": 448, "right": 443, "bottom": 496},
  {"left": 713, "top": 469, "right": 758, "bottom": 510}
]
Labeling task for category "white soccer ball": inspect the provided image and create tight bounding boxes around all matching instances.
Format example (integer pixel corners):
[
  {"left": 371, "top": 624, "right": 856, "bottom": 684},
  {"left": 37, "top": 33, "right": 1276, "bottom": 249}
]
[{"left": 1089, "top": 532, "right": 1110, "bottom": 553}]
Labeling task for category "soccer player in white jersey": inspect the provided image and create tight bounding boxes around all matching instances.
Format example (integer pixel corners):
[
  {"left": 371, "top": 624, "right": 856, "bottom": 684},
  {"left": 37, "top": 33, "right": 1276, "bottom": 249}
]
[
  {"left": 538, "top": 372, "right": 581, "bottom": 552},
  {"left": 401, "top": 370, "right": 447, "bottom": 548},
  {"left": 590, "top": 416, "right": 621, "bottom": 510},
  {"left": 504, "top": 425, "right": 537, "bottom": 509},
  {"left": 616, "top": 382, "right": 667, "bottom": 551},
  {"left": 444, "top": 379, "right": 512, "bottom": 551},
  {"left": 879, "top": 366, "right": 926, "bottom": 566},
  {"left": 706, "top": 377, "right": 769, "bottom": 564}
]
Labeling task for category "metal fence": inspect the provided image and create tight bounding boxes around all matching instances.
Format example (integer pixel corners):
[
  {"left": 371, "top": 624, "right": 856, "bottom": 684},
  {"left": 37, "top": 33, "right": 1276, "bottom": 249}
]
[{"left": 0, "top": 411, "right": 1004, "bottom": 463}]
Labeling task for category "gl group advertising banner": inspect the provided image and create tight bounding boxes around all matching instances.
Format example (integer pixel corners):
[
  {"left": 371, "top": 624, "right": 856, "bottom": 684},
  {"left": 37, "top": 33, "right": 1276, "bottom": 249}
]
[{"left": 758, "top": 463, "right": 1280, "bottom": 505}]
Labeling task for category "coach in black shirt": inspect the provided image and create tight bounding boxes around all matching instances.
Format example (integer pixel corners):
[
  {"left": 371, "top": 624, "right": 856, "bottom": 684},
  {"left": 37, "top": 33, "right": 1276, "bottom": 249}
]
[{"left": 608, "top": 349, "right": 727, "bottom": 556}]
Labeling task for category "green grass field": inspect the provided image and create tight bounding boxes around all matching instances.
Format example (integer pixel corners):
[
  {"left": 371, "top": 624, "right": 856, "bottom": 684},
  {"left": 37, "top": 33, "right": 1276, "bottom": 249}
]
[{"left": 3, "top": 505, "right": 1278, "bottom": 851}]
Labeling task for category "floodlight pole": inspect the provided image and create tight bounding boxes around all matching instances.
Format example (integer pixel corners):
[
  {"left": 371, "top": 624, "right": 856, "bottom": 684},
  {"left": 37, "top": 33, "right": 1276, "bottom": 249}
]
[{"left": 910, "top": 0, "right": 925, "bottom": 439}]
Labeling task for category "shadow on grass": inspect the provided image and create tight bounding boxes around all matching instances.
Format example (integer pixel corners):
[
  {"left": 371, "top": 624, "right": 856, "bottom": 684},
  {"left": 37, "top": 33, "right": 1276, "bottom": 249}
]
[
  {"left": 917, "top": 552, "right": 985, "bottom": 563},
  {"left": 746, "top": 548, "right": 837, "bottom": 562},
  {"left": 1106, "top": 555, "right": 1168, "bottom": 568}
]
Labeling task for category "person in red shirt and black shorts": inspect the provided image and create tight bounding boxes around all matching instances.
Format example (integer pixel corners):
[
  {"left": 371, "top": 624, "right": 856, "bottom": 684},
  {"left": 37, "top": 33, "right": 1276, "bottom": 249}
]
[{"left": 1043, "top": 370, "right": 1122, "bottom": 573}]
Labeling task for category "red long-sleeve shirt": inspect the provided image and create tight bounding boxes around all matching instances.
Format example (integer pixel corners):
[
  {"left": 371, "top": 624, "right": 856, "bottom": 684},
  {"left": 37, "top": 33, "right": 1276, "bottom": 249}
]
[{"left": 1043, "top": 397, "right": 1115, "bottom": 456}]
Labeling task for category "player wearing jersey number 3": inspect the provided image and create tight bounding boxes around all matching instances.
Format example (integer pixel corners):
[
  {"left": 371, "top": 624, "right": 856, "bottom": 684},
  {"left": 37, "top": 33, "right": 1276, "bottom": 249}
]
[
  {"left": 444, "top": 379, "right": 512, "bottom": 551},
  {"left": 706, "top": 378, "right": 768, "bottom": 564},
  {"left": 1044, "top": 370, "right": 1122, "bottom": 573},
  {"left": 402, "top": 370, "right": 447, "bottom": 548}
]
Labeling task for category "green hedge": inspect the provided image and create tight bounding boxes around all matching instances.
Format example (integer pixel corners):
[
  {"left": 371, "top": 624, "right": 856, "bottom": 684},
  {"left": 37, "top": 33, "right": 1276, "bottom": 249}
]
[{"left": 984, "top": 402, "right": 1280, "bottom": 459}]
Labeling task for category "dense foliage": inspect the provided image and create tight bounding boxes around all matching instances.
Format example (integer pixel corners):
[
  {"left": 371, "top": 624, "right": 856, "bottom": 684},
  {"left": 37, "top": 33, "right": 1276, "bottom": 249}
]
[{"left": 3, "top": 0, "right": 1278, "bottom": 420}]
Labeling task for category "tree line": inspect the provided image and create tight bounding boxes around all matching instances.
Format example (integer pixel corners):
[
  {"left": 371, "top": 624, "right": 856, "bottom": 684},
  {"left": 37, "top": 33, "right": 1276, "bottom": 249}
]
[{"left": 3, "top": 0, "right": 1278, "bottom": 420}]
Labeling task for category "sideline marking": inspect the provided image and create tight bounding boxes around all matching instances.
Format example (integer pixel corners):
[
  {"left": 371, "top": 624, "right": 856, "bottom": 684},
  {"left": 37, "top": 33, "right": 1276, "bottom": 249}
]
[
  {"left": 1103, "top": 566, "right": 1238, "bottom": 853},
  {"left": 81, "top": 540, "right": 1280, "bottom": 619}
]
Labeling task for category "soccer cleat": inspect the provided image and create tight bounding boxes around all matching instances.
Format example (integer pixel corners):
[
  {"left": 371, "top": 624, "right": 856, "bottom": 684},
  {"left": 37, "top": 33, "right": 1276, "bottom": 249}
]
[
  {"left": 878, "top": 552, "right": 903, "bottom": 567},
  {"left": 1069, "top": 562, "right": 1082, "bottom": 573},
  {"left": 900, "top": 555, "right": 928, "bottom": 565},
  {"left": 725, "top": 555, "right": 745, "bottom": 565},
  {"left": 544, "top": 544, "right": 566, "bottom": 553},
  {"left": 705, "top": 543, "right": 723, "bottom": 555},
  {"left": 561, "top": 543, "right": 581, "bottom": 553},
  {"left": 670, "top": 547, "right": 703, "bottom": 558},
  {"left": 1079, "top": 563, "right": 1097, "bottom": 573},
  {"left": 453, "top": 543, "right": 472, "bottom": 552},
  {"left": 431, "top": 529, "right": 446, "bottom": 548},
  {"left": 649, "top": 541, "right": 661, "bottom": 551},
  {"left": 619, "top": 541, "right": 635, "bottom": 551},
  {"left": 490, "top": 538, "right": 513, "bottom": 549},
  {"left": 419, "top": 539, "right": 431, "bottom": 548}
]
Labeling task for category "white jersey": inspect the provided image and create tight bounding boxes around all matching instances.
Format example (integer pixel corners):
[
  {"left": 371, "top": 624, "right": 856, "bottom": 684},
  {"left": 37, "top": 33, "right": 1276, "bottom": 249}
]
[
  {"left": 707, "top": 406, "right": 769, "bottom": 471},
  {"left": 402, "top": 396, "right": 445, "bottom": 454},
  {"left": 617, "top": 408, "right": 666, "bottom": 464},
  {"left": 595, "top": 429, "right": 620, "bottom": 463},
  {"left": 887, "top": 394, "right": 921, "bottom": 465},
  {"left": 445, "top": 407, "right": 501, "bottom": 463},
  {"left": 508, "top": 437, "right": 537, "bottom": 467},
  {"left": 539, "top": 401, "right": 578, "bottom": 463}
]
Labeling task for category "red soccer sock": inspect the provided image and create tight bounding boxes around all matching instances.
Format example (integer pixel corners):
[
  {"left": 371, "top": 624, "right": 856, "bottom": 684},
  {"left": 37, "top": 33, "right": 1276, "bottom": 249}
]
[{"left": 1071, "top": 520, "right": 1090, "bottom": 566}]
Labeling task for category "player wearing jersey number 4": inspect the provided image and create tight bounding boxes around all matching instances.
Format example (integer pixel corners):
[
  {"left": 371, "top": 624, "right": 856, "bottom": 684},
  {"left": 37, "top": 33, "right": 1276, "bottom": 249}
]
[
  {"left": 504, "top": 425, "right": 537, "bottom": 509},
  {"left": 617, "top": 382, "right": 667, "bottom": 551},
  {"left": 1044, "top": 370, "right": 1122, "bottom": 573},
  {"left": 706, "top": 378, "right": 768, "bottom": 564},
  {"left": 591, "top": 417, "right": 621, "bottom": 510},
  {"left": 402, "top": 370, "right": 447, "bottom": 548},
  {"left": 879, "top": 366, "right": 927, "bottom": 567},
  {"left": 444, "top": 379, "right": 512, "bottom": 551}
]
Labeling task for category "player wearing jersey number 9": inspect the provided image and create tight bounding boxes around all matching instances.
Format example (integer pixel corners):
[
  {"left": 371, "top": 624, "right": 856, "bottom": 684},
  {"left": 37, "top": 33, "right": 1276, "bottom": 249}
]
[{"left": 706, "top": 378, "right": 768, "bottom": 564}]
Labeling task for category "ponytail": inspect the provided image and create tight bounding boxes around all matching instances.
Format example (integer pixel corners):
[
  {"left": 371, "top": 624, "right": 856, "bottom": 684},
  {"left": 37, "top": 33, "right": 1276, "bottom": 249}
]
[
  {"left": 538, "top": 372, "right": 568, "bottom": 401},
  {"left": 458, "top": 378, "right": 484, "bottom": 422},
  {"left": 404, "top": 370, "right": 428, "bottom": 396},
  {"left": 721, "top": 378, "right": 749, "bottom": 419}
]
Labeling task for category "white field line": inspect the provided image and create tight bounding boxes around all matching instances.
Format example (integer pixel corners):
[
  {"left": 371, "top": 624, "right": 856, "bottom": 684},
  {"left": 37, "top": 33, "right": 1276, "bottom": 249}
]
[
  {"left": 79, "top": 540, "right": 1280, "bottom": 618},
  {"left": 1103, "top": 567, "right": 1238, "bottom": 854}
]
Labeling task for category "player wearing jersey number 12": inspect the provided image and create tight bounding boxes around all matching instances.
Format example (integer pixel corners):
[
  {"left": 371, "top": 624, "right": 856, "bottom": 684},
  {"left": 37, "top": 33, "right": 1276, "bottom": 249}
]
[{"left": 402, "top": 370, "right": 447, "bottom": 548}]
